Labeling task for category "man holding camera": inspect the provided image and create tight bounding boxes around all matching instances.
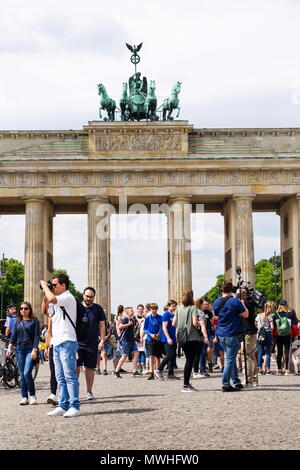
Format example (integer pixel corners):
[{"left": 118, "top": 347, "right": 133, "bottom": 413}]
[
  {"left": 40, "top": 274, "right": 80, "bottom": 418},
  {"left": 213, "top": 281, "right": 248, "bottom": 392}
]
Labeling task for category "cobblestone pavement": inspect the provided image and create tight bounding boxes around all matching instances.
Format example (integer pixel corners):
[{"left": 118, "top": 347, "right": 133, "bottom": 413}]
[{"left": 1, "top": 358, "right": 300, "bottom": 450}]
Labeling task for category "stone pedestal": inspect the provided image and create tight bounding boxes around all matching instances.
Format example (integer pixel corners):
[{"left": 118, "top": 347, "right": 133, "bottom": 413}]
[
  {"left": 278, "top": 196, "right": 300, "bottom": 311},
  {"left": 87, "top": 197, "right": 111, "bottom": 317},
  {"left": 224, "top": 195, "right": 255, "bottom": 286},
  {"left": 168, "top": 196, "right": 192, "bottom": 303}
]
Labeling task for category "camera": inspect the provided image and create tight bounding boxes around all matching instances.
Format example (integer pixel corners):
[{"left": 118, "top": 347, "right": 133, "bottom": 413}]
[
  {"left": 40, "top": 280, "right": 54, "bottom": 291},
  {"left": 233, "top": 266, "right": 266, "bottom": 308}
]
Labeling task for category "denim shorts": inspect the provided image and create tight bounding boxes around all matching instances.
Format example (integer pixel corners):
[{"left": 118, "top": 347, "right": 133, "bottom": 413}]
[{"left": 121, "top": 341, "right": 138, "bottom": 356}]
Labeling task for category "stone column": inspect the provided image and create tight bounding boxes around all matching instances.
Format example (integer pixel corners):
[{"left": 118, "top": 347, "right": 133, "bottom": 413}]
[
  {"left": 224, "top": 195, "right": 255, "bottom": 286},
  {"left": 87, "top": 197, "right": 111, "bottom": 317},
  {"left": 278, "top": 195, "right": 300, "bottom": 312},
  {"left": 168, "top": 196, "right": 192, "bottom": 303},
  {"left": 24, "top": 198, "right": 45, "bottom": 319}
]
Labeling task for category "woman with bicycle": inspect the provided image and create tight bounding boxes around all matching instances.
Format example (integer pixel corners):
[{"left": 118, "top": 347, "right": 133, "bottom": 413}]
[{"left": 6, "top": 302, "right": 40, "bottom": 405}]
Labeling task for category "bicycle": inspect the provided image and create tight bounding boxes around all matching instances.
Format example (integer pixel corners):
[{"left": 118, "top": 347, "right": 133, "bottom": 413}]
[
  {"left": 0, "top": 335, "right": 19, "bottom": 388},
  {"left": 0, "top": 334, "right": 39, "bottom": 388}
]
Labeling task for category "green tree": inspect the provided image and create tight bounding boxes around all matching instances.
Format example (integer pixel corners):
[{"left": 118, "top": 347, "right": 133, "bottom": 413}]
[
  {"left": 255, "top": 255, "right": 281, "bottom": 304},
  {"left": 0, "top": 257, "right": 24, "bottom": 317},
  {"left": 202, "top": 274, "right": 224, "bottom": 303},
  {"left": 52, "top": 269, "right": 83, "bottom": 301},
  {"left": 202, "top": 255, "right": 282, "bottom": 305}
]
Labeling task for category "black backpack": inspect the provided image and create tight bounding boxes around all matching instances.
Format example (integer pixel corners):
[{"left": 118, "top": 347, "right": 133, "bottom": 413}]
[
  {"left": 257, "top": 326, "right": 266, "bottom": 345},
  {"left": 61, "top": 300, "right": 90, "bottom": 342}
]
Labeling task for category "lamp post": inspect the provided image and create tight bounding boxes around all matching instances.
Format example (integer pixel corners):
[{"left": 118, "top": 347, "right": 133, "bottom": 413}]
[
  {"left": 0, "top": 254, "right": 6, "bottom": 318},
  {"left": 272, "top": 250, "right": 279, "bottom": 308}
]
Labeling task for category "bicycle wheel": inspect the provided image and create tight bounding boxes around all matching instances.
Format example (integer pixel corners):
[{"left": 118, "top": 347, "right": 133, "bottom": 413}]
[{"left": 3, "top": 362, "right": 18, "bottom": 388}]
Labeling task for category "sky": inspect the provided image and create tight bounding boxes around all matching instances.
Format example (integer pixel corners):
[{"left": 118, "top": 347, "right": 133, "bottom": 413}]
[{"left": 0, "top": 0, "right": 296, "bottom": 312}]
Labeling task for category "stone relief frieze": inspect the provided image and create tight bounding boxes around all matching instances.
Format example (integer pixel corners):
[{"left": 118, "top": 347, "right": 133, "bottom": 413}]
[
  {"left": 0, "top": 169, "right": 293, "bottom": 189},
  {"left": 95, "top": 134, "right": 182, "bottom": 152}
]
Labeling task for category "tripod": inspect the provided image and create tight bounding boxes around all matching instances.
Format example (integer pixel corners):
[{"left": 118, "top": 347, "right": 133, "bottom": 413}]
[{"left": 236, "top": 268, "right": 249, "bottom": 386}]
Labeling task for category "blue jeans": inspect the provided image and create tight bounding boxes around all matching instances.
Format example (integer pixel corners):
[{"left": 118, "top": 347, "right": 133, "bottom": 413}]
[
  {"left": 219, "top": 335, "right": 241, "bottom": 387},
  {"left": 257, "top": 331, "right": 272, "bottom": 369},
  {"left": 15, "top": 344, "right": 35, "bottom": 398},
  {"left": 53, "top": 341, "right": 80, "bottom": 411}
]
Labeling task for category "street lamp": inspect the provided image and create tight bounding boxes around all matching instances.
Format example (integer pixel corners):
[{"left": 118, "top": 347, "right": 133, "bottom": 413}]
[
  {"left": 272, "top": 250, "right": 279, "bottom": 308},
  {"left": 0, "top": 254, "right": 6, "bottom": 318}
]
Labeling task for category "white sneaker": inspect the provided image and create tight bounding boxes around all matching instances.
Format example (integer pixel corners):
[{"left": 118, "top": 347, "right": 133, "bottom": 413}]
[
  {"left": 19, "top": 397, "right": 28, "bottom": 405},
  {"left": 193, "top": 373, "right": 201, "bottom": 378},
  {"left": 63, "top": 407, "right": 80, "bottom": 418},
  {"left": 47, "top": 407, "right": 66, "bottom": 417},
  {"left": 29, "top": 396, "right": 37, "bottom": 405},
  {"left": 47, "top": 393, "right": 58, "bottom": 405},
  {"left": 86, "top": 391, "right": 94, "bottom": 400}
]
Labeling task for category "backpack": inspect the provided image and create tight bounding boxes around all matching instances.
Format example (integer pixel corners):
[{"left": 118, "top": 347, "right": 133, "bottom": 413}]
[
  {"left": 276, "top": 313, "right": 291, "bottom": 336},
  {"left": 61, "top": 300, "right": 90, "bottom": 342},
  {"left": 257, "top": 326, "right": 266, "bottom": 345},
  {"left": 134, "top": 322, "right": 141, "bottom": 342}
]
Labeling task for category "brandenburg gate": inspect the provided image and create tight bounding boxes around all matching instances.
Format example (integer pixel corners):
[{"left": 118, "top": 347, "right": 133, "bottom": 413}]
[{"left": 1, "top": 121, "right": 300, "bottom": 318}]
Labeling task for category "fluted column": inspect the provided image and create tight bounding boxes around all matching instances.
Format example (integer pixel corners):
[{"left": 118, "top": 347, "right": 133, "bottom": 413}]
[
  {"left": 168, "top": 196, "right": 192, "bottom": 303},
  {"left": 233, "top": 195, "right": 255, "bottom": 285},
  {"left": 278, "top": 195, "right": 300, "bottom": 311},
  {"left": 24, "top": 198, "right": 45, "bottom": 318},
  {"left": 224, "top": 195, "right": 255, "bottom": 285},
  {"left": 87, "top": 197, "right": 111, "bottom": 317}
]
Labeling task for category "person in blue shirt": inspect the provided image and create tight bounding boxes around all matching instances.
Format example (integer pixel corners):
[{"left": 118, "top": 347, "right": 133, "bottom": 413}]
[
  {"left": 5, "top": 304, "right": 17, "bottom": 338},
  {"left": 143, "top": 303, "right": 163, "bottom": 380},
  {"left": 154, "top": 300, "right": 179, "bottom": 381},
  {"left": 213, "top": 281, "right": 248, "bottom": 392}
]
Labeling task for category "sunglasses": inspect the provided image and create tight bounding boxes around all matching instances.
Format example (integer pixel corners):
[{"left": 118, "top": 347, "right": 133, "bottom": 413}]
[{"left": 20, "top": 307, "right": 29, "bottom": 311}]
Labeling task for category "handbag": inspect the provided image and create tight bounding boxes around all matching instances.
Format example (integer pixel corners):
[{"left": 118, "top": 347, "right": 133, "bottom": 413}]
[
  {"left": 176, "top": 307, "right": 191, "bottom": 348},
  {"left": 108, "top": 334, "right": 117, "bottom": 349}
]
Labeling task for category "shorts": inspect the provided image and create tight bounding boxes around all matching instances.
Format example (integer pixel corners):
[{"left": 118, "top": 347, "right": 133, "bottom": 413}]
[
  {"left": 145, "top": 340, "right": 164, "bottom": 358},
  {"left": 101, "top": 340, "right": 113, "bottom": 356},
  {"left": 217, "top": 340, "right": 224, "bottom": 352},
  {"left": 77, "top": 348, "right": 98, "bottom": 369},
  {"left": 121, "top": 341, "right": 138, "bottom": 356}
]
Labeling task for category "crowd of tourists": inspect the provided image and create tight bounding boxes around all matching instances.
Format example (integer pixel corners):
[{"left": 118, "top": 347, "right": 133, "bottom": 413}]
[{"left": 3, "top": 274, "right": 300, "bottom": 417}]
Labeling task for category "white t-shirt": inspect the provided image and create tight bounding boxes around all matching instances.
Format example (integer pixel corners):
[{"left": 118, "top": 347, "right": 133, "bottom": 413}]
[{"left": 50, "top": 290, "right": 77, "bottom": 346}]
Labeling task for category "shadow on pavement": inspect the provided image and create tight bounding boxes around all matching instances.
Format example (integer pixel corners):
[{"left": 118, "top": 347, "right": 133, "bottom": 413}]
[{"left": 81, "top": 408, "right": 157, "bottom": 417}]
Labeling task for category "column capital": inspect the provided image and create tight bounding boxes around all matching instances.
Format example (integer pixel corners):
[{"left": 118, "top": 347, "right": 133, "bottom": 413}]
[
  {"left": 86, "top": 196, "right": 109, "bottom": 204},
  {"left": 232, "top": 193, "right": 256, "bottom": 202},
  {"left": 168, "top": 195, "right": 192, "bottom": 205},
  {"left": 22, "top": 196, "right": 45, "bottom": 203}
]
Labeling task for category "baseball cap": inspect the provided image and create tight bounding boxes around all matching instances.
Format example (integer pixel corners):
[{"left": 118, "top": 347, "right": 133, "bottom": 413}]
[
  {"left": 6, "top": 304, "right": 16, "bottom": 310},
  {"left": 279, "top": 299, "right": 288, "bottom": 306}
]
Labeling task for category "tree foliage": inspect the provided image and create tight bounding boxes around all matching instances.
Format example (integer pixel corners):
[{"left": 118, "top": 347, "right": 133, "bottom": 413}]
[
  {"left": 0, "top": 257, "right": 24, "bottom": 315},
  {"left": 202, "top": 255, "right": 282, "bottom": 304}
]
